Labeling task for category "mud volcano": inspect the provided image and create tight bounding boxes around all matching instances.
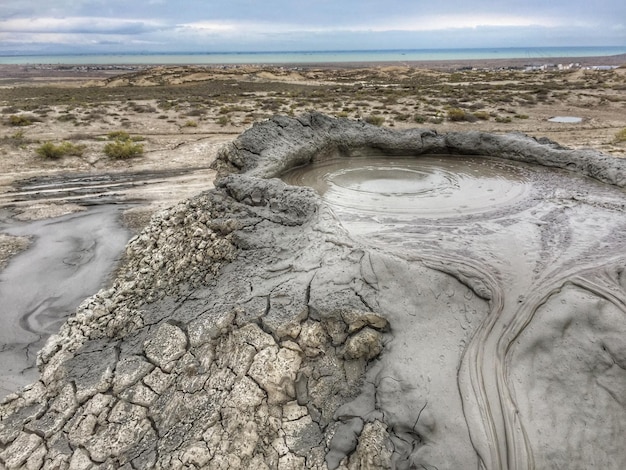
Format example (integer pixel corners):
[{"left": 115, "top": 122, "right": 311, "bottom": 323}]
[{"left": 1, "top": 113, "right": 626, "bottom": 469}]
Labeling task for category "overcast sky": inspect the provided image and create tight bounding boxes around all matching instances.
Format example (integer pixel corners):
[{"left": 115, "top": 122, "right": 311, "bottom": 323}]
[{"left": 1, "top": 0, "right": 625, "bottom": 55}]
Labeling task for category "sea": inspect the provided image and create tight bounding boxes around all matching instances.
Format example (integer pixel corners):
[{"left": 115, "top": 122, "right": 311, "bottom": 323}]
[{"left": 1, "top": 46, "right": 625, "bottom": 65}]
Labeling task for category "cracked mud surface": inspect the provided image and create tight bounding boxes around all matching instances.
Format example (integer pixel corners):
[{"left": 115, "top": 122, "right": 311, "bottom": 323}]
[{"left": 1, "top": 113, "right": 626, "bottom": 469}]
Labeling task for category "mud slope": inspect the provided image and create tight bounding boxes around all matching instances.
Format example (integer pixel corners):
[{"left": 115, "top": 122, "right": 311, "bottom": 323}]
[{"left": 1, "top": 113, "right": 625, "bottom": 469}]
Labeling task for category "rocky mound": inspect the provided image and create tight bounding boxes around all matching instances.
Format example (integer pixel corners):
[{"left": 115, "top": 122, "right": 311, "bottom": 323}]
[{"left": 1, "top": 113, "right": 625, "bottom": 469}]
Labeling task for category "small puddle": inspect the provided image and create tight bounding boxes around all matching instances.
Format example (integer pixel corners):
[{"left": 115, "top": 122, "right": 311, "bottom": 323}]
[{"left": 548, "top": 116, "right": 583, "bottom": 123}]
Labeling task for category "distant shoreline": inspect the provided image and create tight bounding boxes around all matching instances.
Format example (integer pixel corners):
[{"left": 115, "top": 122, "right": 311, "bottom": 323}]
[
  {"left": 1, "top": 45, "right": 626, "bottom": 67},
  {"left": 0, "top": 53, "right": 624, "bottom": 82}
]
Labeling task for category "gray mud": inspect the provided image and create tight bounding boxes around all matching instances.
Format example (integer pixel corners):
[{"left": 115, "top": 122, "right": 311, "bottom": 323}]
[
  {"left": 283, "top": 153, "right": 626, "bottom": 468},
  {"left": 1, "top": 113, "right": 625, "bottom": 469},
  {"left": 0, "top": 206, "right": 131, "bottom": 397},
  {"left": 0, "top": 166, "right": 216, "bottom": 398}
]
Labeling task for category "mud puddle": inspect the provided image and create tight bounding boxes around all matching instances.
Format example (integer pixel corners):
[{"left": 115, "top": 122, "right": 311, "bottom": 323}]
[
  {"left": 283, "top": 154, "right": 626, "bottom": 468},
  {"left": 0, "top": 205, "right": 131, "bottom": 397},
  {"left": 0, "top": 167, "right": 215, "bottom": 398}
]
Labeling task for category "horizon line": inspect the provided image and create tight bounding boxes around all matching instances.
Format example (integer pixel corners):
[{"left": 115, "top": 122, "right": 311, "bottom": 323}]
[{"left": 2, "top": 44, "right": 626, "bottom": 58}]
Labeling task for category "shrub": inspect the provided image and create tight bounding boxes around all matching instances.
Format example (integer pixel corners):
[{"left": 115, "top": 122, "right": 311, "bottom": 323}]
[
  {"left": 364, "top": 115, "right": 385, "bottom": 126},
  {"left": 447, "top": 108, "right": 473, "bottom": 121},
  {"left": 183, "top": 120, "right": 198, "bottom": 127},
  {"left": 107, "top": 130, "right": 131, "bottom": 141},
  {"left": 615, "top": 128, "right": 626, "bottom": 143},
  {"left": 413, "top": 114, "right": 427, "bottom": 124},
  {"left": 36, "top": 141, "right": 86, "bottom": 159},
  {"left": 37, "top": 142, "right": 64, "bottom": 159},
  {"left": 472, "top": 111, "right": 490, "bottom": 121},
  {"left": 2, "top": 130, "right": 29, "bottom": 147},
  {"left": 7, "top": 115, "right": 33, "bottom": 126},
  {"left": 104, "top": 139, "right": 144, "bottom": 159}
]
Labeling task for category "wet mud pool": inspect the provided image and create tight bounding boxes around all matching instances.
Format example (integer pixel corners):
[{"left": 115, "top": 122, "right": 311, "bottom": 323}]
[
  {"left": 0, "top": 205, "right": 131, "bottom": 397},
  {"left": 0, "top": 167, "right": 213, "bottom": 398},
  {"left": 282, "top": 154, "right": 626, "bottom": 468}
]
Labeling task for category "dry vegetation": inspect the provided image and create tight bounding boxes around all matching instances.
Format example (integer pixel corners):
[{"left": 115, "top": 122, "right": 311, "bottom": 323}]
[
  {"left": 0, "top": 62, "right": 625, "bottom": 190},
  {"left": 0, "top": 61, "right": 625, "bottom": 264}
]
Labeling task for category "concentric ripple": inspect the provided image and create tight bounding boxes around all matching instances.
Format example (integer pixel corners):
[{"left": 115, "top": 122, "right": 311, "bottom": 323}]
[{"left": 282, "top": 155, "right": 532, "bottom": 218}]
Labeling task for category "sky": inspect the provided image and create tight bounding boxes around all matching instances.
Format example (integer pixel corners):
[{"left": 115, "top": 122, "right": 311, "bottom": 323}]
[{"left": 1, "top": 0, "right": 625, "bottom": 55}]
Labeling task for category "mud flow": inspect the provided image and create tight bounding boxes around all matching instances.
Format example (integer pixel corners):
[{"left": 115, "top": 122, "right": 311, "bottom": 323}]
[
  {"left": 0, "top": 167, "right": 215, "bottom": 398},
  {"left": 282, "top": 154, "right": 626, "bottom": 468},
  {"left": 0, "top": 206, "right": 131, "bottom": 397}
]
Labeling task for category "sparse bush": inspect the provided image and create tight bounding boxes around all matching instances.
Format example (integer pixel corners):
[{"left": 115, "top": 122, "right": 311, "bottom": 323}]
[
  {"left": 447, "top": 108, "right": 477, "bottom": 122},
  {"left": 107, "top": 130, "right": 131, "bottom": 141},
  {"left": 413, "top": 114, "right": 427, "bottom": 124},
  {"left": 2, "top": 130, "right": 30, "bottom": 147},
  {"left": 183, "top": 120, "right": 198, "bottom": 127},
  {"left": 472, "top": 111, "right": 490, "bottom": 121},
  {"left": 36, "top": 141, "right": 86, "bottom": 159},
  {"left": 104, "top": 131, "right": 144, "bottom": 159},
  {"left": 615, "top": 128, "right": 626, "bottom": 143},
  {"left": 104, "top": 139, "right": 144, "bottom": 159},
  {"left": 217, "top": 116, "right": 229, "bottom": 126},
  {"left": 364, "top": 115, "right": 385, "bottom": 126},
  {"left": 514, "top": 114, "right": 529, "bottom": 119},
  {"left": 7, "top": 115, "right": 34, "bottom": 126},
  {"left": 495, "top": 116, "right": 512, "bottom": 123}
]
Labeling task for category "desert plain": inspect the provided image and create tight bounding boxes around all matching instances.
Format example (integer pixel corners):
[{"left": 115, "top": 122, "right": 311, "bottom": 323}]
[{"left": 2, "top": 55, "right": 626, "bottom": 241}]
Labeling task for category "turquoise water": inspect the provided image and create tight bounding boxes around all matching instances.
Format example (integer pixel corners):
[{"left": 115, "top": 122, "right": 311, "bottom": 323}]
[{"left": 1, "top": 46, "right": 625, "bottom": 65}]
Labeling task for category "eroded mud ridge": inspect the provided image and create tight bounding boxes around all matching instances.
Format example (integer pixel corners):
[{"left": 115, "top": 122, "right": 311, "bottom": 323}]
[{"left": 1, "top": 113, "right": 626, "bottom": 469}]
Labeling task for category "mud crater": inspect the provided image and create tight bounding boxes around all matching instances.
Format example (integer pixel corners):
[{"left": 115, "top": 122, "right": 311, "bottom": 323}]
[
  {"left": 283, "top": 154, "right": 533, "bottom": 219},
  {"left": 281, "top": 144, "right": 626, "bottom": 467}
]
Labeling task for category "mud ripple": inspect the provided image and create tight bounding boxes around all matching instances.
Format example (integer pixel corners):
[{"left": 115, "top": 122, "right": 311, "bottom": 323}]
[{"left": 283, "top": 155, "right": 532, "bottom": 218}]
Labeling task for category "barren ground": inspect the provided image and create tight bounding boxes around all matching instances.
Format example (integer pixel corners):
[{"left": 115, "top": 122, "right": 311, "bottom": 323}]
[{"left": 1, "top": 57, "right": 626, "bottom": 266}]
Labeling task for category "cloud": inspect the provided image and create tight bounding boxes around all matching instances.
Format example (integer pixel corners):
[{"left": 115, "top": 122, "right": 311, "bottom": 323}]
[
  {"left": 0, "top": 1, "right": 625, "bottom": 55},
  {"left": 0, "top": 16, "right": 164, "bottom": 34}
]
